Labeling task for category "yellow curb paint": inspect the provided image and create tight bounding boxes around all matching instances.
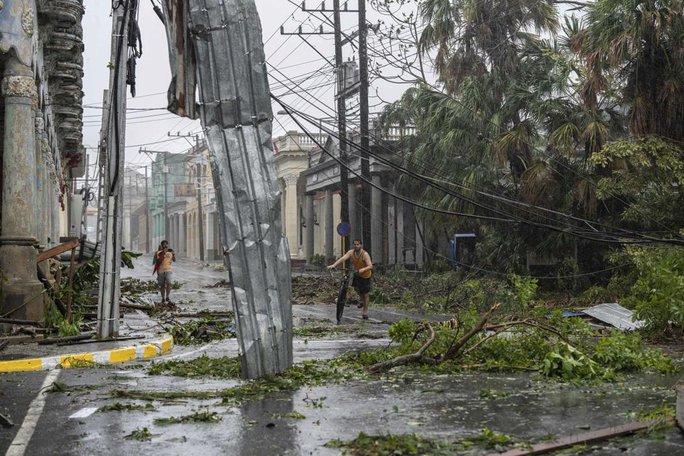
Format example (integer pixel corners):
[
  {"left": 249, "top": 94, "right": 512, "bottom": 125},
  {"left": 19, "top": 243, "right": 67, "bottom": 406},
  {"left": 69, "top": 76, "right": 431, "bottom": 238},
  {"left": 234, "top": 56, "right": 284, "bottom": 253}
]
[
  {"left": 0, "top": 358, "right": 43, "bottom": 373},
  {"left": 60, "top": 353, "right": 95, "bottom": 368},
  {"left": 142, "top": 344, "right": 159, "bottom": 359},
  {"left": 161, "top": 338, "right": 173, "bottom": 352},
  {"left": 0, "top": 335, "right": 174, "bottom": 374},
  {"left": 108, "top": 347, "right": 136, "bottom": 364}
]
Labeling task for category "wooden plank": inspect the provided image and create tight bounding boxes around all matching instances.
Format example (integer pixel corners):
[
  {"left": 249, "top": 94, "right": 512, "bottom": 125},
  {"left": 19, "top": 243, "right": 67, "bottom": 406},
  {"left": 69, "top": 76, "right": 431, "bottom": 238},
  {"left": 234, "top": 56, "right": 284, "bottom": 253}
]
[
  {"left": 492, "top": 421, "right": 658, "bottom": 456},
  {"left": 37, "top": 239, "right": 80, "bottom": 263}
]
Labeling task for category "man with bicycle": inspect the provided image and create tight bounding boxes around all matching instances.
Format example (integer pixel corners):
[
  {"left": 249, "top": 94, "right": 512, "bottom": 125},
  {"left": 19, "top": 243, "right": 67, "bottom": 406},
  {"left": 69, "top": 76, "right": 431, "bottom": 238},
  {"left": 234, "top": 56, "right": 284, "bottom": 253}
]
[{"left": 327, "top": 239, "right": 373, "bottom": 320}]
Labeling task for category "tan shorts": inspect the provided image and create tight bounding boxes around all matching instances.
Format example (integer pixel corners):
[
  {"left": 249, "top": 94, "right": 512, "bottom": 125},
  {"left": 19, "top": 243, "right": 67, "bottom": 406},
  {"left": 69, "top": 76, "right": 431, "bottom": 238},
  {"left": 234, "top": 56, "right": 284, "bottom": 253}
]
[{"left": 157, "top": 271, "right": 173, "bottom": 288}]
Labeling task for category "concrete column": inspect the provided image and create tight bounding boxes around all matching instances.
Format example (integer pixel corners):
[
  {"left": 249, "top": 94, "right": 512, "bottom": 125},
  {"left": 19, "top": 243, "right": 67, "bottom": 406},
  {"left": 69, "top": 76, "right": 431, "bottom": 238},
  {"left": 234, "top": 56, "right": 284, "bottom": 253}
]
[
  {"left": 324, "top": 189, "right": 334, "bottom": 262},
  {"left": 397, "top": 199, "right": 405, "bottom": 265},
  {"left": 304, "top": 194, "right": 314, "bottom": 262},
  {"left": 206, "top": 212, "right": 215, "bottom": 259},
  {"left": 179, "top": 214, "right": 186, "bottom": 256},
  {"left": 348, "top": 183, "right": 359, "bottom": 240},
  {"left": 50, "top": 187, "right": 60, "bottom": 245},
  {"left": 0, "top": 57, "right": 43, "bottom": 321},
  {"left": 34, "top": 115, "right": 47, "bottom": 246},
  {"left": 370, "top": 175, "right": 382, "bottom": 263},
  {"left": 332, "top": 192, "right": 341, "bottom": 256},
  {"left": 284, "top": 176, "right": 299, "bottom": 257},
  {"left": 388, "top": 196, "right": 396, "bottom": 265},
  {"left": 213, "top": 212, "right": 220, "bottom": 260}
]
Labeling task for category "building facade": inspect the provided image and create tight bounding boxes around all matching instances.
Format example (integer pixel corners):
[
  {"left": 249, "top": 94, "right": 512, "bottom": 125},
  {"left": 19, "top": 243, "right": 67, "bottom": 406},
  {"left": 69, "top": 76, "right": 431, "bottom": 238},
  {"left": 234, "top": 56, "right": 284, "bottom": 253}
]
[
  {"left": 1, "top": 0, "right": 85, "bottom": 322},
  {"left": 273, "top": 131, "right": 322, "bottom": 260}
]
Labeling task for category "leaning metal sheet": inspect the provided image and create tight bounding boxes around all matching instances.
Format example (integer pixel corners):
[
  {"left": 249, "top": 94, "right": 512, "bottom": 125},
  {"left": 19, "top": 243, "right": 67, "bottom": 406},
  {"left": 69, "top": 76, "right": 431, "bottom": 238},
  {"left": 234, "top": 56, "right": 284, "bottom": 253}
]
[{"left": 182, "top": 0, "right": 292, "bottom": 378}]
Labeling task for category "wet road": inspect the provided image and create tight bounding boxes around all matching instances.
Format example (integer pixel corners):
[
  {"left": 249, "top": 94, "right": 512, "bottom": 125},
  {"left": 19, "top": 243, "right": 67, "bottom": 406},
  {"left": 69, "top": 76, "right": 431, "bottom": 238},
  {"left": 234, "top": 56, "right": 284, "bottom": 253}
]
[{"left": 1, "top": 259, "right": 683, "bottom": 455}]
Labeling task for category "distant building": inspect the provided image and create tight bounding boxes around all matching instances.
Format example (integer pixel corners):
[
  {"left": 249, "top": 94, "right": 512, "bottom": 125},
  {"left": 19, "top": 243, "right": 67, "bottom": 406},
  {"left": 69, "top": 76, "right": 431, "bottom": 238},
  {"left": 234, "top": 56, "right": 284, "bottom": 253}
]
[
  {"left": 122, "top": 168, "right": 150, "bottom": 251},
  {"left": 273, "top": 131, "right": 323, "bottom": 259},
  {"left": 301, "top": 124, "right": 424, "bottom": 268}
]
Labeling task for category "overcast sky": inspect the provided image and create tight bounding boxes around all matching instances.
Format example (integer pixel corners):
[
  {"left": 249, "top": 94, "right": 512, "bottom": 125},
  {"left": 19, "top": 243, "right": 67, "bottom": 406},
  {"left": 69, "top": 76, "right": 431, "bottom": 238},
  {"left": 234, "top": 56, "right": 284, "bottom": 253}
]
[{"left": 81, "top": 0, "right": 410, "bottom": 173}]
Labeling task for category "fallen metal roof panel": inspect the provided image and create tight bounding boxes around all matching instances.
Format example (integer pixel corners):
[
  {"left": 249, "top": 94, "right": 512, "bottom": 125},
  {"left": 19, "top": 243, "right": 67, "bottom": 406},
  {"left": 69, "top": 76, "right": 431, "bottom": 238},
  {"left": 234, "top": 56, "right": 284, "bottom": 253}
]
[{"left": 581, "top": 303, "right": 644, "bottom": 331}]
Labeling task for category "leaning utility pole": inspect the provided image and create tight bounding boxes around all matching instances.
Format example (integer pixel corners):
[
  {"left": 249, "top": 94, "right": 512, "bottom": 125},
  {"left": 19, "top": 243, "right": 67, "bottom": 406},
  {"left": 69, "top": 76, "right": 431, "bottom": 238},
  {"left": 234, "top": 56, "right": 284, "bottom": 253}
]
[
  {"left": 333, "top": 0, "right": 350, "bottom": 258},
  {"left": 97, "top": 1, "right": 134, "bottom": 338},
  {"left": 358, "top": 0, "right": 372, "bottom": 254}
]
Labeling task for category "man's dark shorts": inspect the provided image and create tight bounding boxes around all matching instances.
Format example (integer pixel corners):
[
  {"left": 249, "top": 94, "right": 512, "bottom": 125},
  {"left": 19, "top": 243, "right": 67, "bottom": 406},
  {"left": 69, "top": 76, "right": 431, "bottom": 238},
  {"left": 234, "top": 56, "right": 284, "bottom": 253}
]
[{"left": 352, "top": 274, "right": 371, "bottom": 295}]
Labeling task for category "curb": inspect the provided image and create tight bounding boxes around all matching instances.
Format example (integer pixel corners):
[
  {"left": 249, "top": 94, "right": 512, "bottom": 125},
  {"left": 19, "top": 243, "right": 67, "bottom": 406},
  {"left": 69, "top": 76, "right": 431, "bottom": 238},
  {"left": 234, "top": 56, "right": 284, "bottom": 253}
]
[{"left": 0, "top": 335, "right": 174, "bottom": 373}]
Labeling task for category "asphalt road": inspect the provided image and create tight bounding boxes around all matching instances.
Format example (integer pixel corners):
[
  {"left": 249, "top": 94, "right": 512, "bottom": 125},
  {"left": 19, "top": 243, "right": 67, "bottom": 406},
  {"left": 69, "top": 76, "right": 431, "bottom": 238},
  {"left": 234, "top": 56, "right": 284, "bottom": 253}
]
[{"left": 2, "top": 259, "right": 682, "bottom": 455}]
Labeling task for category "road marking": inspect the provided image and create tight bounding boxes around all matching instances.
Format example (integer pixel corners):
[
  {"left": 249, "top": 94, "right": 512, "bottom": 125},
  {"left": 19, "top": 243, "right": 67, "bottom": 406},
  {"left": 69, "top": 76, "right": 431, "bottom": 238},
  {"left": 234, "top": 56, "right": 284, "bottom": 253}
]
[
  {"left": 6, "top": 369, "right": 60, "bottom": 456},
  {"left": 68, "top": 407, "right": 98, "bottom": 419},
  {"left": 158, "top": 340, "right": 219, "bottom": 361}
]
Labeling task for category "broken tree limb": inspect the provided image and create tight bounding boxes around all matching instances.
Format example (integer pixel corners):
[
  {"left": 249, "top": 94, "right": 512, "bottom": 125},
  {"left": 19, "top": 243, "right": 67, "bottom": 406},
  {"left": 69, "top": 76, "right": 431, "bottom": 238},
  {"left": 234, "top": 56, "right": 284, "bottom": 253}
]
[
  {"left": 120, "top": 302, "right": 154, "bottom": 312},
  {"left": 0, "top": 318, "right": 42, "bottom": 326},
  {"left": 38, "top": 332, "right": 94, "bottom": 345},
  {"left": 491, "top": 420, "right": 669, "bottom": 456},
  {"left": 369, "top": 323, "right": 437, "bottom": 373},
  {"left": 443, "top": 303, "right": 500, "bottom": 360}
]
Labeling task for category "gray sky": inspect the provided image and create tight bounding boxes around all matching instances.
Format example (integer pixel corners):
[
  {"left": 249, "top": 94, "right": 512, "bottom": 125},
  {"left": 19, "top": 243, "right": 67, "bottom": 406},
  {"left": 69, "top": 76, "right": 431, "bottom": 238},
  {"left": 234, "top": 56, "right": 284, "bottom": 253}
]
[{"left": 81, "top": 1, "right": 411, "bottom": 172}]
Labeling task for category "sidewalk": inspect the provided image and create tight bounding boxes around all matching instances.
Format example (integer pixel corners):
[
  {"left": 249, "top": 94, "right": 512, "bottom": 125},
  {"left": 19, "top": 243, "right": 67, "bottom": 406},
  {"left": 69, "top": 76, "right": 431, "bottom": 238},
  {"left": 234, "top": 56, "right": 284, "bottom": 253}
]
[{"left": 0, "top": 311, "right": 172, "bottom": 373}]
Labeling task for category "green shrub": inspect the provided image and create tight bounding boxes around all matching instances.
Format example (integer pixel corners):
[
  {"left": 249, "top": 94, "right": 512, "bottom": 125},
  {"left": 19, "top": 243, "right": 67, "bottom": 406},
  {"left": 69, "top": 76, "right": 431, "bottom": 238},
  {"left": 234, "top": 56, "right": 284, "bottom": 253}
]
[
  {"left": 623, "top": 247, "right": 684, "bottom": 338},
  {"left": 593, "top": 331, "right": 675, "bottom": 373}
]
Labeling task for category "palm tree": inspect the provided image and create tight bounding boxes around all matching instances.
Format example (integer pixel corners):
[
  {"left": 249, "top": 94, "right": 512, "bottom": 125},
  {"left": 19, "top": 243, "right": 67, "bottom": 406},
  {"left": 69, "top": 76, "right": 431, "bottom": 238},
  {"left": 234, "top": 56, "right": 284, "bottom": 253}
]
[
  {"left": 582, "top": 0, "right": 684, "bottom": 141},
  {"left": 418, "top": 0, "right": 559, "bottom": 180}
]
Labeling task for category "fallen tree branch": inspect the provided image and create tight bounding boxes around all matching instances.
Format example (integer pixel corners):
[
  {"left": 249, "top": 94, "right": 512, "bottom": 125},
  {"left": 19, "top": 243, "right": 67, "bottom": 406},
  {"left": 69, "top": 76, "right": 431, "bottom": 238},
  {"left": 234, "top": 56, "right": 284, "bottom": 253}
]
[
  {"left": 369, "top": 323, "right": 437, "bottom": 373},
  {"left": 486, "top": 319, "right": 568, "bottom": 342},
  {"left": 443, "top": 303, "right": 500, "bottom": 360}
]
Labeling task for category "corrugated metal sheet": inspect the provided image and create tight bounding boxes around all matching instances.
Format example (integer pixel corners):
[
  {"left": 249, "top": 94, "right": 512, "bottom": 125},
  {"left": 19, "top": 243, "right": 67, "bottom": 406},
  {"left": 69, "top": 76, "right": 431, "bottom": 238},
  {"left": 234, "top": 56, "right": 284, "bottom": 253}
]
[
  {"left": 582, "top": 303, "right": 645, "bottom": 331},
  {"left": 162, "top": 0, "right": 292, "bottom": 379}
]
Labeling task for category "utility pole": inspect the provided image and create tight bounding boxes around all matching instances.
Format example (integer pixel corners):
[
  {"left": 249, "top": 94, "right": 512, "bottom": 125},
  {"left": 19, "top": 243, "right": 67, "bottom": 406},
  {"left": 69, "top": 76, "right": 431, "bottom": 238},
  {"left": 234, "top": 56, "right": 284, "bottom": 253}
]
[
  {"left": 127, "top": 173, "right": 133, "bottom": 250},
  {"left": 334, "top": 0, "right": 350, "bottom": 260},
  {"left": 358, "top": 0, "right": 372, "bottom": 254},
  {"left": 163, "top": 153, "right": 169, "bottom": 242},
  {"left": 196, "top": 161, "right": 205, "bottom": 262},
  {"left": 144, "top": 165, "right": 150, "bottom": 253},
  {"left": 285, "top": 0, "right": 359, "bottom": 259},
  {"left": 97, "top": 1, "right": 135, "bottom": 339},
  {"left": 95, "top": 90, "right": 109, "bottom": 247}
]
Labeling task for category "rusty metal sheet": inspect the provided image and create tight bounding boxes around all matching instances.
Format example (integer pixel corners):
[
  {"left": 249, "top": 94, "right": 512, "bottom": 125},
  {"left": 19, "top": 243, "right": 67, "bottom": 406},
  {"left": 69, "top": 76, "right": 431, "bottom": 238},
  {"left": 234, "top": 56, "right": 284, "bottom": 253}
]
[
  {"left": 581, "top": 303, "right": 644, "bottom": 331},
  {"left": 161, "top": 0, "right": 198, "bottom": 119}
]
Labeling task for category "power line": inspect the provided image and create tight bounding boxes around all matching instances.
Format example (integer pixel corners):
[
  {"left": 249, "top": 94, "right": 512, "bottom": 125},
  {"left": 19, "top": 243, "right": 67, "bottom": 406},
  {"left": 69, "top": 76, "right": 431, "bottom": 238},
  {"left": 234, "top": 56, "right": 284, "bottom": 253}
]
[{"left": 273, "top": 94, "right": 682, "bottom": 246}]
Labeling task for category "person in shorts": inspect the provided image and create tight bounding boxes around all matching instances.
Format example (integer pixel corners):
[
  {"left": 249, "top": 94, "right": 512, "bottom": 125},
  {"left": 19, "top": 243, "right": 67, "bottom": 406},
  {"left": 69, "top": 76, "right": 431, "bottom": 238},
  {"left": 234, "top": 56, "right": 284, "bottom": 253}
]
[
  {"left": 327, "top": 239, "right": 373, "bottom": 319},
  {"left": 154, "top": 240, "right": 176, "bottom": 304}
]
